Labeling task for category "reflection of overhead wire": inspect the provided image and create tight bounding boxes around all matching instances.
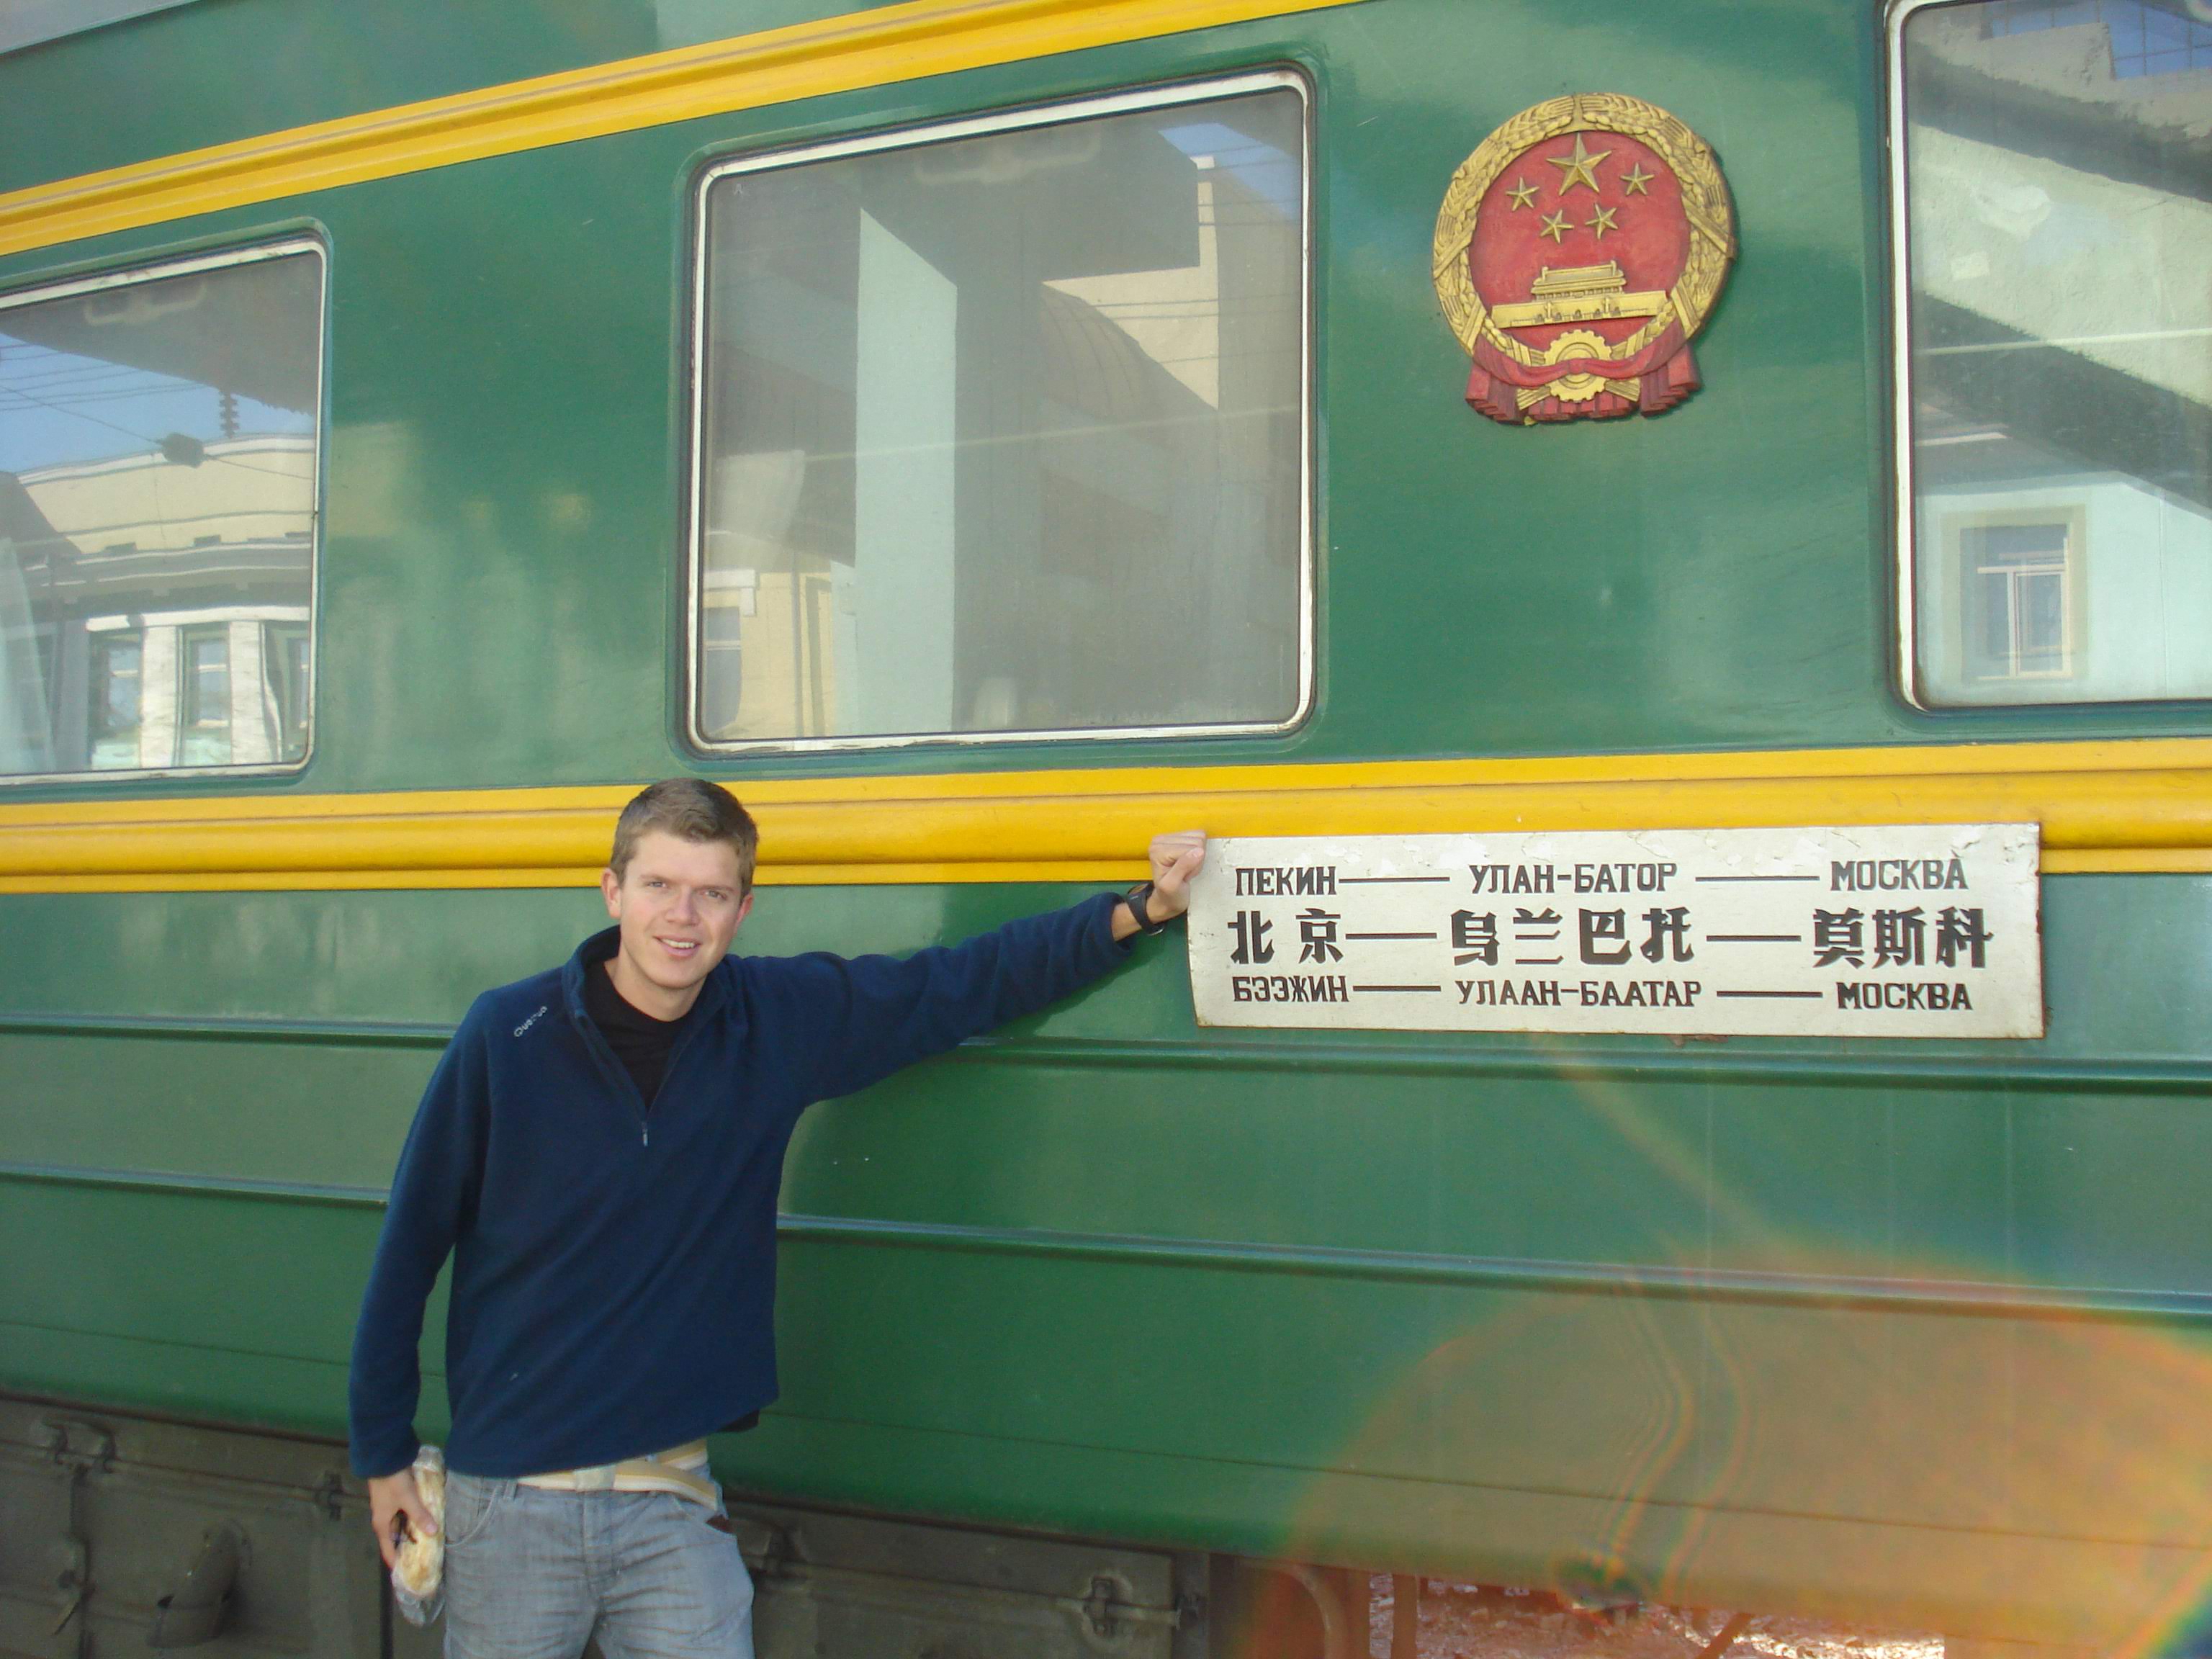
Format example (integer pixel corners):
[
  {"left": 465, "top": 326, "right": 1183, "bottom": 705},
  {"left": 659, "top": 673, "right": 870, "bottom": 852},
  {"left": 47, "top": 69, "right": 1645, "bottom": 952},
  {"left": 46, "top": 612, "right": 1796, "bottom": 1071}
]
[
  {"left": 0, "top": 379, "right": 309, "bottom": 482},
  {"left": 0, "top": 336, "right": 310, "bottom": 451},
  {"left": 0, "top": 343, "right": 145, "bottom": 387},
  {"left": 19, "top": 385, "right": 250, "bottom": 410},
  {"left": 9, "top": 381, "right": 220, "bottom": 408},
  {"left": 1, "top": 355, "right": 179, "bottom": 384},
  {"left": 1, "top": 363, "right": 148, "bottom": 393}
]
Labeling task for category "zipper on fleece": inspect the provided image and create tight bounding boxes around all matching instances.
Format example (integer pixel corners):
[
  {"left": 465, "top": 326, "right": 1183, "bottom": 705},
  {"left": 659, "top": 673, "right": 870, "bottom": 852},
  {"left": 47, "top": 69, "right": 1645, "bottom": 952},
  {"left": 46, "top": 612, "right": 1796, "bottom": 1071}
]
[{"left": 570, "top": 1004, "right": 715, "bottom": 1146}]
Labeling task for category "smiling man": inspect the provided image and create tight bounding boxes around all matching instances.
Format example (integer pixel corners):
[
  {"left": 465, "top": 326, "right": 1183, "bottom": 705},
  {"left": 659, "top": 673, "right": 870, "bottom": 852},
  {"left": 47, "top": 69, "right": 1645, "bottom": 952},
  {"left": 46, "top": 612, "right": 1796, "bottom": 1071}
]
[{"left": 348, "top": 778, "right": 1204, "bottom": 1659}]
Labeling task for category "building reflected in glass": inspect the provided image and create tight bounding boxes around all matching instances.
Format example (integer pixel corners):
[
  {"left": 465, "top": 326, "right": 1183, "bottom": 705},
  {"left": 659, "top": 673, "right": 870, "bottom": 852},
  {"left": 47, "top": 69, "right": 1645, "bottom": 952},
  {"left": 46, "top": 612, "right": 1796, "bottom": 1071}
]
[{"left": 0, "top": 243, "right": 322, "bottom": 776}]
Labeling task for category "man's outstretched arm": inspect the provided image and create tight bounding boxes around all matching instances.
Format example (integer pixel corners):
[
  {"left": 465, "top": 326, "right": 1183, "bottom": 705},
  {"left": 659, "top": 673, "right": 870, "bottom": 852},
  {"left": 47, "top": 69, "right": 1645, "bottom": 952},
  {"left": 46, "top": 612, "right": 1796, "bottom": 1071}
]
[{"left": 775, "top": 831, "right": 1207, "bottom": 1105}]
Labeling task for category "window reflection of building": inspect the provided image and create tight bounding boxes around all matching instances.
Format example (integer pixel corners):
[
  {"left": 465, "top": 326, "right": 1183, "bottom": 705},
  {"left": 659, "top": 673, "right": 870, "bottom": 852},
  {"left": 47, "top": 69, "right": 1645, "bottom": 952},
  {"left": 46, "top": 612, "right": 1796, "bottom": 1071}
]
[
  {"left": 692, "top": 80, "right": 1306, "bottom": 747},
  {"left": 0, "top": 243, "right": 321, "bottom": 778},
  {"left": 180, "top": 626, "right": 231, "bottom": 765},
  {"left": 1902, "top": 1, "right": 2211, "bottom": 705},
  {"left": 7, "top": 437, "right": 314, "bottom": 770},
  {"left": 1956, "top": 516, "right": 2079, "bottom": 680},
  {"left": 1986, "top": 0, "right": 2212, "bottom": 78},
  {"left": 268, "top": 621, "right": 310, "bottom": 760},
  {"left": 87, "top": 629, "right": 142, "bottom": 768}
]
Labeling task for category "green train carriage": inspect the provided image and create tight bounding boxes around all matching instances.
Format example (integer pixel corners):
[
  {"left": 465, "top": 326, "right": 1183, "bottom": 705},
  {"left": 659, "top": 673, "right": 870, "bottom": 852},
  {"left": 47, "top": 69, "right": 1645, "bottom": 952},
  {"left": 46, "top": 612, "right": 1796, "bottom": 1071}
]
[{"left": 0, "top": 0, "right": 2208, "bottom": 1655}]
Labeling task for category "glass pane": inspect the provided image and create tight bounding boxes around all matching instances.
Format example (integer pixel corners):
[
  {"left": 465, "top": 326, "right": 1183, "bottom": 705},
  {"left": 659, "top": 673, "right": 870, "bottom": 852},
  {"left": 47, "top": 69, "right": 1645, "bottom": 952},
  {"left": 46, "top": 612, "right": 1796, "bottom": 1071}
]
[
  {"left": 0, "top": 246, "right": 320, "bottom": 774},
  {"left": 1902, "top": 1, "right": 2211, "bottom": 705},
  {"left": 88, "top": 631, "right": 140, "bottom": 770},
  {"left": 1978, "top": 577, "right": 2014, "bottom": 672},
  {"left": 694, "top": 82, "right": 1306, "bottom": 743},
  {"left": 2020, "top": 567, "right": 2068, "bottom": 670},
  {"left": 266, "top": 621, "right": 310, "bottom": 763},
  {"left": 185, "top": 632, "right": 230, "bottom": 719},
  {"left": 179, "top": 628, "right": 230, "bottom": 765}
]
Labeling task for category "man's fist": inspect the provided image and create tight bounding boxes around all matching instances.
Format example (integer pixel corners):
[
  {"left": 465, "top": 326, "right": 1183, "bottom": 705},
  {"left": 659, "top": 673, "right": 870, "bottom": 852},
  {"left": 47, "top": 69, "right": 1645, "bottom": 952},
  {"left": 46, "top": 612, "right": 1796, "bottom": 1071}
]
[
  {"left": 1145, "top": 831, "right": 1207, "bottom": 920},
  {"left": 367, "top": 1468, "right": 438, "bottom": 1570}
]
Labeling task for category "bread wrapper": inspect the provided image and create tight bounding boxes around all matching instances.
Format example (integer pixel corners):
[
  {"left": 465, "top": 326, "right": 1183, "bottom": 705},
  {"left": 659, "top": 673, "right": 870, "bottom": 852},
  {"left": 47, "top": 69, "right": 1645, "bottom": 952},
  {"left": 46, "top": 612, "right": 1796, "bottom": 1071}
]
[{"left": 390, "top": 1445, "right": 445, "bottom": 1623}]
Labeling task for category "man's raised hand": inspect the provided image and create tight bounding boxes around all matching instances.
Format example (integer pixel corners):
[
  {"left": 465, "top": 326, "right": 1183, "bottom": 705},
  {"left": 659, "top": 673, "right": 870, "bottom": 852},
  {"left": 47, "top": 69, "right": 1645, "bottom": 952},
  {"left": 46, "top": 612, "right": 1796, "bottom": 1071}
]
[{"left": 1146, "top": 830, "right": 1208, "bottom": 922}]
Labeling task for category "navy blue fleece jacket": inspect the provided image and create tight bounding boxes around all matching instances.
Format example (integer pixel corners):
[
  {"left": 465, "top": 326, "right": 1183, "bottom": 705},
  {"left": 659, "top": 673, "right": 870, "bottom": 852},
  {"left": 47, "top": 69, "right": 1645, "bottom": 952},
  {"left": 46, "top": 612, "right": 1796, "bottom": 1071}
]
[{"left": 348, "top": 894, "right": 1128, "bottom": 1480}]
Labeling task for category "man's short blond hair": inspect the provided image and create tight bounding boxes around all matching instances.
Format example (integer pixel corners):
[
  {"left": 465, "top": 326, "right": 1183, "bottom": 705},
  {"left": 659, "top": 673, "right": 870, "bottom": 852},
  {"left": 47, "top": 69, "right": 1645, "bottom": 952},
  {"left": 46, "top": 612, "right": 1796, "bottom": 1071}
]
[{"left": 608, "top": 778, "right": 759, "bottom": 890}]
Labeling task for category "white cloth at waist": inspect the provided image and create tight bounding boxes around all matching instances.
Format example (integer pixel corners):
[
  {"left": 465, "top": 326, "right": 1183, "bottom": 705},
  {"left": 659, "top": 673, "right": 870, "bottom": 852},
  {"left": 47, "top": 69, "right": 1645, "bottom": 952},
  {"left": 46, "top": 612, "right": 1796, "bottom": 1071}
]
[{"left": 516, "top": 1440, "right": 716, "bottom": 1508}]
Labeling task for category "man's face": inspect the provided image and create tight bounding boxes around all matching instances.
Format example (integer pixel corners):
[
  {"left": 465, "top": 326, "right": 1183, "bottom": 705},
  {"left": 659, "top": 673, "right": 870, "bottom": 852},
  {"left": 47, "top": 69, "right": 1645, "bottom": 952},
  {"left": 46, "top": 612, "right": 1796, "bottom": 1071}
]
[{"left": 600, "top": 830, "right": 752, "bottom": 1007}]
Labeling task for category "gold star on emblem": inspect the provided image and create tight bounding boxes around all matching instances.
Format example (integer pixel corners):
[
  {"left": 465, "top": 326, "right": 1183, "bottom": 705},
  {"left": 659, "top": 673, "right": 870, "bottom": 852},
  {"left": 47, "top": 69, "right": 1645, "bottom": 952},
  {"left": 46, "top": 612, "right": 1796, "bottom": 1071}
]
[
  {"left": 1505, "top": 176, "right": 1539, "bottom": 210},
  {"left": 1538, "top": 210, "right": 1570, "bottom": 243},
  {"left": 1546, "top": 134, "right": 1611, "bottom": 196},
  {"left": 1586, "top": 204, "right": 1619, "bottom": 239},
  {"left": 1621, "top": 163, "right": 1654, "bottom": 196}
]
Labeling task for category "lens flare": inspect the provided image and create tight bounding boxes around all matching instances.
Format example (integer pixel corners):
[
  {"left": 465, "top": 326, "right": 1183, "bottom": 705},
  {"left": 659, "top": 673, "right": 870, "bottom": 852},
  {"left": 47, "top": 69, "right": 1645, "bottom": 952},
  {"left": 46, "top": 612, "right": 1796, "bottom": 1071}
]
[{"left": 1269, "top": 1056, "right": 2212, "bottom": 1652}]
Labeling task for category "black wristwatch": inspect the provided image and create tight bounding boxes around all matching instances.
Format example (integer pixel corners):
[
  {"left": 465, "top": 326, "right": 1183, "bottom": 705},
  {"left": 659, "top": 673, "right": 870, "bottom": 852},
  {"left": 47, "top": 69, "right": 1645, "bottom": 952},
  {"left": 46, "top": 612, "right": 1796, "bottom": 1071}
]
[{"left": 1119, "top": 881, "right": 1170, "bottom": 937}]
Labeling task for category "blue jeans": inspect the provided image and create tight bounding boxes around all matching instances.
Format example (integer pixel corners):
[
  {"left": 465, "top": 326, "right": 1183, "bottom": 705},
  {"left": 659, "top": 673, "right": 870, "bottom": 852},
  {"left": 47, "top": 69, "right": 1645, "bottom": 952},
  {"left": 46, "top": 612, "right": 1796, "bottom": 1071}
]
[{"left": 441, "top": 1473, "right": 755, "bottom": 1659}]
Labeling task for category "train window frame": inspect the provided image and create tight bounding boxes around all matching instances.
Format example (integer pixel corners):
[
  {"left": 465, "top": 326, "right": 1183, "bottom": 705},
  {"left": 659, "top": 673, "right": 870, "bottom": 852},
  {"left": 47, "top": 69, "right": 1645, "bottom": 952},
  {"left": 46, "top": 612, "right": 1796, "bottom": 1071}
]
[
  {"left": 680, "top": 69, "right": 1316, "bottom": 757},
  {"left": 0, "top": 234, "right": 328, "bottom": 786},
  {"left": 1885, "top": 0, "right": 2211, "bottom": 710}
]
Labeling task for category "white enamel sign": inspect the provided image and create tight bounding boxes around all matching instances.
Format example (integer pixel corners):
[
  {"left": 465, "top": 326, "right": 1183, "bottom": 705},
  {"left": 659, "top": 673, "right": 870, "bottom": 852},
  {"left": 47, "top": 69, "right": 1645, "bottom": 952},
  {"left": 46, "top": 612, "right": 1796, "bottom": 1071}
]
[{"left": 1187, "top": 825, "right": 2043, "bottom": 1038}]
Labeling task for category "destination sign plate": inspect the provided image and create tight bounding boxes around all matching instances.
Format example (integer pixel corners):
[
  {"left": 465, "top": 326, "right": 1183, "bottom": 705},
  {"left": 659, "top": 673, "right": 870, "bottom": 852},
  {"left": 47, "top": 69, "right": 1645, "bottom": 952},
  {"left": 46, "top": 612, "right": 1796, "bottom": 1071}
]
[{"left": 1185, "top": 825, "right": 2042, "bottom": 1038}]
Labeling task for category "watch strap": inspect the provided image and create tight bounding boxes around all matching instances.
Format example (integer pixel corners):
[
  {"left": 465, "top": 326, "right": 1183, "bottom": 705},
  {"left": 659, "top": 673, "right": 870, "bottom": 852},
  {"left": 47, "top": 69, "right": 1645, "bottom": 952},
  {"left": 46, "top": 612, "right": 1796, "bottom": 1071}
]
[{"left": 1122, "top": 881, "right": 1167, "bottom": 936}]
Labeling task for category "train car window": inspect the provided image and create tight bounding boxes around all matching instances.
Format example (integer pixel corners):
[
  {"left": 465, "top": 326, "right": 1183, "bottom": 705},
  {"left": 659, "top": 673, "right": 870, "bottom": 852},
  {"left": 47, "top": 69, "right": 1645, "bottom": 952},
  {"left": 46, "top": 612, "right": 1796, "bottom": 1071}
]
[
  {"left": 689, "top": 74, "right": 1309, "bottom": 748},
  {"left": 0, "top": 240, "right": 323, "bottom": 778},
  {"left": 1895, "top": 0, "right": 2211, "bottom": 706}
]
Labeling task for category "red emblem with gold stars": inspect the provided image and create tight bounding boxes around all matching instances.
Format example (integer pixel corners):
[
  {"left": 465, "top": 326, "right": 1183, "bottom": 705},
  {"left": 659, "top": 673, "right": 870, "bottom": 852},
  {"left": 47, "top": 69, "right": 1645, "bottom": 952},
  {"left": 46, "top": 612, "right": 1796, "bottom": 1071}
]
[{"left": 1433, "top": 94, "right": 1737, "bottom": 424}]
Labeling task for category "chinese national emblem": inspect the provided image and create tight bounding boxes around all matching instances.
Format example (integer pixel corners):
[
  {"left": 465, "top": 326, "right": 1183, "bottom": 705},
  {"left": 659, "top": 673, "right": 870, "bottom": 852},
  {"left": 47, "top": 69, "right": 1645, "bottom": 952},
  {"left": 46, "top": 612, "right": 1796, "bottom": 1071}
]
[{"left": 1432, "top": 94, "right": 1737, "bottom": 424}]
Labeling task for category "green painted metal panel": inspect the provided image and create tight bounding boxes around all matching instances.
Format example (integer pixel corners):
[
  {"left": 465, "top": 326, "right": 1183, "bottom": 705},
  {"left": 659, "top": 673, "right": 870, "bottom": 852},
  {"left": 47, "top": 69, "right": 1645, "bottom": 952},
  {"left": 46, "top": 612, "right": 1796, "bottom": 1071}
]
[{"left": 4, "top": 878, "right": 2210, "bottom": 1584}]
